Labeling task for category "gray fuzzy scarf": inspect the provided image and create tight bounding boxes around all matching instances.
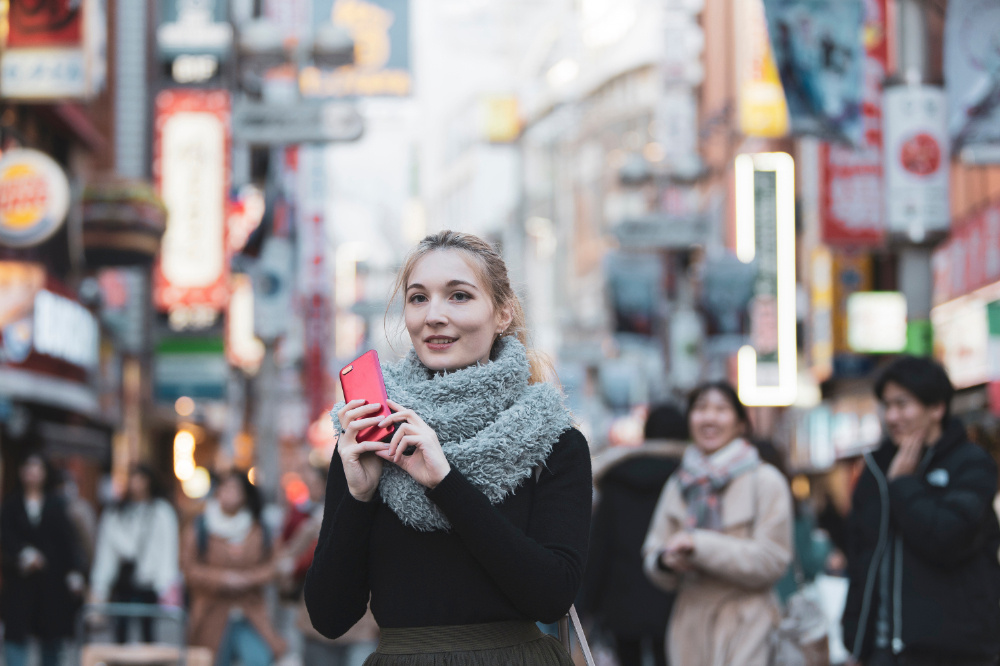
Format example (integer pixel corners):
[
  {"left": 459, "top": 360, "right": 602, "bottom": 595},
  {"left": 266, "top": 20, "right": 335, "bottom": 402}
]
[{"left": 331, "top": 337, "right": 573, "bottom": 532}]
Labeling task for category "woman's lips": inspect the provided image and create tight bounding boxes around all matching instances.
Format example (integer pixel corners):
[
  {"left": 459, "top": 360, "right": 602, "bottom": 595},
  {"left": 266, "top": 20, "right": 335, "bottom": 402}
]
[{"left": 425, "top": 337, "right": 457, "bottom": 350}]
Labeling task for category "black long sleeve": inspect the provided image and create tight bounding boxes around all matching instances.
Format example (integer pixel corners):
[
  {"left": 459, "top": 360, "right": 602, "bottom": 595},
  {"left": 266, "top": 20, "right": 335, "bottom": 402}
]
[{"left": 304, "top": 428, "right": 592, "bottom": 638}]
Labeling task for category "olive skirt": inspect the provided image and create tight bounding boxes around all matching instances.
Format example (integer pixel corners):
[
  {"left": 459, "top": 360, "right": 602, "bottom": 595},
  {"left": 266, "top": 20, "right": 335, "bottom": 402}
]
[{"left": 362, "top": 621, "right": 574, "bottom": 666}]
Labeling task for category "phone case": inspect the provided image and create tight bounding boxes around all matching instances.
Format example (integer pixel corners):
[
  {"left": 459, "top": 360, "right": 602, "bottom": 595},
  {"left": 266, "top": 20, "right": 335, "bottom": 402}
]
[{"left": 339, "top": 350, "right": 395, "bottom": 443}]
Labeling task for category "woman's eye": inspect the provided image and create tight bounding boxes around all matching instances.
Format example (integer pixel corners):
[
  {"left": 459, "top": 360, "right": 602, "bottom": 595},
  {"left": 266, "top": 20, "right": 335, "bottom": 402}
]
[
  {"left": 452, "top": 291, "right": 471, "bottom": 302},
  {"left": 408, "top": 294, "right": 427, "bottom": 304}
]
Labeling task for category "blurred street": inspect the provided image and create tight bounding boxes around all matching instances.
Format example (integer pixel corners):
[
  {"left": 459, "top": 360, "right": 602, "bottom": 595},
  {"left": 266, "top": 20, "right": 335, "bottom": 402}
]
[{"left": 0, "top": 0, "right": 999, "bottom": 665}]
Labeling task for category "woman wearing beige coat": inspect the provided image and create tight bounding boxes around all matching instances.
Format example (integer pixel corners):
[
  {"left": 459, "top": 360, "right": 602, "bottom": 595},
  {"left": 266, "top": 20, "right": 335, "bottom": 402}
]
[{"left": 643, "top": 382, "right": 792, "bottom": 666}]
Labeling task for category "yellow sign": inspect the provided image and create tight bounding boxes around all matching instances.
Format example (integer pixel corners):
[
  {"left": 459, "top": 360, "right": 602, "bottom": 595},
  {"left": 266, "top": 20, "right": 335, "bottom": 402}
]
[
  {"left": 0, "top": 149, "right": 70, "bottom": 247},
  {"left": 483, "top": 96, "right": 521, "bottom": 143},
  {"left": 737, "top": 0, "right": 789, "bottom": 138}
]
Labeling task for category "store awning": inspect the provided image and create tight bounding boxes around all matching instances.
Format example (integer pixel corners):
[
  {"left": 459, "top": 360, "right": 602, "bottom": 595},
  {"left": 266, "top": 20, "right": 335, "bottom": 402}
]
[{"left": 0, "top": 367, "right": 99, "bottom": 416}]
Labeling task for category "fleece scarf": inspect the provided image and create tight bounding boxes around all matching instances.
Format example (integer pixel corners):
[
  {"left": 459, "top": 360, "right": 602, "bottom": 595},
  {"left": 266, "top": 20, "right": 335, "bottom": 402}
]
[
  {"left": 676, "top": 438, "right": 759, "bottom": 530},
  {"left": 331, "top": 337, "right": 573, "bottom": 532}
]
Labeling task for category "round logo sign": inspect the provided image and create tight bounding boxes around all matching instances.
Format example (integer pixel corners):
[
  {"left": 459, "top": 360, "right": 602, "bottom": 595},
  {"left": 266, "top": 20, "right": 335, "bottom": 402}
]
[
  {"left": 0, "top": 149, "right": 70, "bottom": 248},
  {"left": 899, "top": 132, "right": 941, "bottom": 177}
]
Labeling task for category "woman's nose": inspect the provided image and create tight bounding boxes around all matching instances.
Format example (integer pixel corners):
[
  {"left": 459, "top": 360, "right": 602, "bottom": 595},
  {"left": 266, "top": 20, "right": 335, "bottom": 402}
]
[{"left": 425, "top": 298, "right": 448, "bottom": 325}]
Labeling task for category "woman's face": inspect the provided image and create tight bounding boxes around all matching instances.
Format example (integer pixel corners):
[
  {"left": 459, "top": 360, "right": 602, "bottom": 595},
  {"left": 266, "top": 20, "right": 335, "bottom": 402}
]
[
  {"left": 128, "top": 472, "right": 151, "bottom": 501},
  {"left": 216, "top": 476, "right": 246, "bottom": 515},
  {"left": 688, "top": 389, "right": 746, "bottom": 454},
  {"left": 20, "top": 456, "right": 46, "bottom": 491},
  {"left": 404, "top": 250, "right": 510, "bottom": 372}
]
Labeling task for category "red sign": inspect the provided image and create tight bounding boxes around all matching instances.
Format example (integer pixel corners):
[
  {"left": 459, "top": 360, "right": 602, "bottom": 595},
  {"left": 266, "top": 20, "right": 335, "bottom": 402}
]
[
  {"left": 932, "top": 198, "right": 1000, "bottom": 305},
  {"left": 151, "top": 90, "right": 231, "bottom": 312},
  {"left": 820, "top": 0, "right": 889, "bottom": 246},
  {"left": 899, "top": 132, "right": 941, "bottom": 176},
  {"left": 7, "top": 0, "right": 83, "bottom": 48}
]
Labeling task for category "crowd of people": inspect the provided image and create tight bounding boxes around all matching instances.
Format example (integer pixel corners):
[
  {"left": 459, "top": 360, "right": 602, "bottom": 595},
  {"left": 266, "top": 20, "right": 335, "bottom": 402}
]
[{"left": 0, "top": 231, "right": 998, "bottom": 666}]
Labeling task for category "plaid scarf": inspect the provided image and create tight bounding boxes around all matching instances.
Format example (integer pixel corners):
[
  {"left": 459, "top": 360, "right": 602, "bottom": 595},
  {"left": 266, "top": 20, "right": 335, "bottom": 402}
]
[{"left": 676, "top": 438, "right": 760, "bottom": 530}]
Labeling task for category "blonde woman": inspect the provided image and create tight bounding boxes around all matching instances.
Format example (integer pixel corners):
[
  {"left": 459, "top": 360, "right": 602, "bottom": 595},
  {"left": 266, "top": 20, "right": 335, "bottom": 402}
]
[{"left": 305, "top": 231, "right": 592, "bottom": 665}]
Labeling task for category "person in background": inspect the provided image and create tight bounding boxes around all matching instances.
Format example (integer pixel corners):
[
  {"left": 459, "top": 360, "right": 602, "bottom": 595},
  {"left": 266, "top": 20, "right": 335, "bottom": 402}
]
[
  {"left": 643, "top": 381, "right": 793, "bottom": 666},
  {"left": 578, "top": 403, "right": 688, "bottom": 666},
  {"left": 56, "top": 466, "right": 98, "bottom": 574},
  {"left": 182, "top": 469, "right": 287, "bottom": 666},
  {"left": 0, "top": 452, "right": 86, "bottom": 666},
  {"left": 89, "top": 464, "right": 179, "bottom": 643},
  {"left": 841, "top": 356, "right": 1000, "bottom": 666},
  {"left": 279, "top": 462, "right": 378, "bottom": 665}
]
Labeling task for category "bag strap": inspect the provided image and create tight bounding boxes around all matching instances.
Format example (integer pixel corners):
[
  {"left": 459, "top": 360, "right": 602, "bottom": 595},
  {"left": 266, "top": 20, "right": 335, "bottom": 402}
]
[{"left": 555, "top": 605, "right": 596, "bottom": 666}]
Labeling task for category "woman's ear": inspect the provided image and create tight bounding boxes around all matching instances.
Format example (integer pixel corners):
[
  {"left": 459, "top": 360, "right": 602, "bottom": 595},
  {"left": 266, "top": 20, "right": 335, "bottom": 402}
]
[{"left": 496, "top": 305, "right": 514, "bottom": 336}]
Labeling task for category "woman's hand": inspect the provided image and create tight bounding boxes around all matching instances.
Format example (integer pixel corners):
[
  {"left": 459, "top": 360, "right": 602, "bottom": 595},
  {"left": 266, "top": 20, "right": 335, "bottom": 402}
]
[
  {"left": 376, "top": 400, "right": 451, "bottom": 489},
  {"left": 336, "top": 399, "right": 390, "bottom": 502},
  {"left": 661, "top": 532, "right": 696, "bottom": 572}
]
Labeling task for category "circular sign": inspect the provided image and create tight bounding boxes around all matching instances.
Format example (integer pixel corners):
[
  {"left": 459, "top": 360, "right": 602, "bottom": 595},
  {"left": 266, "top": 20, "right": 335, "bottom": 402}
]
[
  {"left": 899, "top": 132, "right": 941, "bottom": 177},
  {"left": 0, "top": 148, "right": 70, "bottom": 248}
]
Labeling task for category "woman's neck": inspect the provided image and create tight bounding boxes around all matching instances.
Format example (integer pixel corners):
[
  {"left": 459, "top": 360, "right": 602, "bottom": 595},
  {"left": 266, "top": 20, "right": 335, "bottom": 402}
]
[{"left": 24, "top": 488, "right": 43, "bottom": 502}]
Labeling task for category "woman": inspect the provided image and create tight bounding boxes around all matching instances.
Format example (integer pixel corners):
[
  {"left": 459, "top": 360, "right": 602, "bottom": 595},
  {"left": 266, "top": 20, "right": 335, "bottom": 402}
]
[
  {"left": 642, "top": 382, "right": 793, "bottom": 666},
  {"left": 182, "top": 470, "right": 286, "bottom": 666},
  {"left": 90, "top": 464, "right": 179, "bottom": 642},
  {"left": 305, "top": 231, "right": 592, "bottom": 665},
  {"left": 0, "top": 453, "right": 85, "bottom": 666}
]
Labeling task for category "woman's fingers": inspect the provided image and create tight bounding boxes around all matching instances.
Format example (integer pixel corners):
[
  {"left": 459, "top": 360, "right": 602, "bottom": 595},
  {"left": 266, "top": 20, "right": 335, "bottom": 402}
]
[
  {"left": 346, "top": 414, "right": 384, "bottom": 436},
  {"left": 344, "top": 401, "right": 382, "bottom": 424},
  {"left": 384, "top": 400, "right": 426, "bottom": 427}
]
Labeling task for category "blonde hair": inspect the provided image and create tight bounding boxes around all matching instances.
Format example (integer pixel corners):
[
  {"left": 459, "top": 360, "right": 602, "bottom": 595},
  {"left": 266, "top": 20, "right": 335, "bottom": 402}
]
[{"left": 389, "top": 230, "right": 554, "bottom": 385}]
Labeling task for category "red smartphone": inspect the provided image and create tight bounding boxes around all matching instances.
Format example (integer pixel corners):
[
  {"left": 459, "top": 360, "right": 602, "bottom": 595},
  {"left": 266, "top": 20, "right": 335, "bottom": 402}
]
[{"left": 339, "top": 350, "right": 395, "bottom": 443}]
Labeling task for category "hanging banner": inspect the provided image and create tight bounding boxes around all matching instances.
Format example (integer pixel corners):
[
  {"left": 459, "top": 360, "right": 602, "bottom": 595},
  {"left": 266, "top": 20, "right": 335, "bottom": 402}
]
[
  {"left": 820, "top": 0, "right": 888, "bottom": 246},
  {"left": 932, "top": 198, "right": 1000, "bottom": 306},
  {"left": 302, "top": 0, "right": 412, "bottom": 98},
  {"left": 762, "top": 0, "right": 866, "bottom": 145},
  {"left": 736, "top": 0, "right": 789, "bottom": 138},
  {"left": 884, "top": 85, "right": 950, "bottom": 240},
  {"left": 152, "top": 89, "right": 231, "bottom": 313},
  {"left": 945, "top": 0, "right": 1000, "bottom": 161}
]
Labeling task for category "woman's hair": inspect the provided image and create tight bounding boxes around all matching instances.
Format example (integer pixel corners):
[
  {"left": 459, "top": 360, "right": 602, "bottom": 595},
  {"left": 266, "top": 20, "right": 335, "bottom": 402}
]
[
  {"left": 118, "top": 464, "right": 166, "bottom": 510},
  {"left": 644, "top": 403, "right": 689, "bottom": 441},
  {"left": 215, "top": 469, "right": 263, "bottom": 523},
  {"left": 389, "top": 230, "right": 553, "bottom": 384},
  {"left": 685, "top": 381, "right": 753, "bottom": 439}
]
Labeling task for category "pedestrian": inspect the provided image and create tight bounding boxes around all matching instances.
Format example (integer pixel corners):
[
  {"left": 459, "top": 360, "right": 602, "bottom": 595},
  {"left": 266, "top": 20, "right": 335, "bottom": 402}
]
[
  {"left": 182, "top": 469, "right": 287, "bottom": 666},
  {"left": 841, "top": 356, "right": 1000, "bottom": 666},
  {"left": 642, "top": 381, "right": 793, "bottom": 666},
  {"left": 278, "top": 463, "right": 378, "bottom": 665},
  {"left": 89, "top": 464, "right": 179, "bottom": 643},
  {"left": 578, "top": 403, "right": 688, "bottom": 666},
  {"left": 305, "top": 230, "right": 592, "bottom": 665},
  {"left": 0, "top": 452, "right": 86, "bottom": 666}
]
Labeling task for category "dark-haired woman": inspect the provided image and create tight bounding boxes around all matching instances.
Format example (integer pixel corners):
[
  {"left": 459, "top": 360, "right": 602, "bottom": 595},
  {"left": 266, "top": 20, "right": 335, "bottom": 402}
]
[
  {"left": 642, "top": 382, "right": 793, "bottom": 666},
  {"left": 90, "top": 465, "right": 179, "bottom": 642},
  {"left": 0, "top": 453, "right": 86, "bottom": 666},
  {"left": 182, "top": 470, "right": 286, "bottom": 666}
]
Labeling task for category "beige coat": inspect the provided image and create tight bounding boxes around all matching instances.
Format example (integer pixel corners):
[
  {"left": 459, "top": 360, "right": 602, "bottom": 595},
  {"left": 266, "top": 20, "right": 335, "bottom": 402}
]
[
  {"left": 642, "top": 463, "right": 793, "bottom": 666},
  {"left": 181, "top": 522, "right": 288, "bottom": 658}
]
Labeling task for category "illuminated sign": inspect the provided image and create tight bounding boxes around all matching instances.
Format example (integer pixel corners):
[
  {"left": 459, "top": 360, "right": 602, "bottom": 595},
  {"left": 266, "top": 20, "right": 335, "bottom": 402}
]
[
  {"left": 152, "top": 90, "right": 231, "bottom": 312},
  {"left": 736, "top": 0, "right": 789, "bottom": 138},
  {"left": 33, "top": 290, "right": 99, "bottom": 370},
  {"left": 847, "top": 291, "right": 908, "bottom": 353},
  {"left": 0, "top": 149, "right": 71, "bottom": 248},
  {"left": 735, "top": 152, "right": 797, "bottom": 406}
]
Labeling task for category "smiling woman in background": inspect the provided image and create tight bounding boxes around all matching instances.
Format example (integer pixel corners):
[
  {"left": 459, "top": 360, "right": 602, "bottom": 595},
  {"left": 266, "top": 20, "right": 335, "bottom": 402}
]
[
  {"left": 642, "top": 381, "right": 792, "bottom": 666},
  {"left": 305, "top": 231, "right": 592, "bottom": 665}
]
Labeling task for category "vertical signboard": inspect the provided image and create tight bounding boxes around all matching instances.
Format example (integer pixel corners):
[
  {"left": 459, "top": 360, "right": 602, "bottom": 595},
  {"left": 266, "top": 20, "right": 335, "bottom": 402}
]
[
  {"left": 820, "top": 0, "right": 888, "bottom": 246},
  {"left": 152, "top": 90, "right": 231, "bottom": 314},
  {"left": 736, "top": 0, "right": 789, "bottom": 138},
  {"left": 932, "top": 199, "right": 1000, "bottom": 306},
  {"left": 735, "top": 153, "right": 797, "bottom": 406},
  {"left": 884, "top": 85, "right": 950, "bottom": 241},
  {"left": 945, "top": 0, "right": 1000, "bottom": 161},
  {"left": 297, "top": 145, "right": 333, "bottom": 418}
]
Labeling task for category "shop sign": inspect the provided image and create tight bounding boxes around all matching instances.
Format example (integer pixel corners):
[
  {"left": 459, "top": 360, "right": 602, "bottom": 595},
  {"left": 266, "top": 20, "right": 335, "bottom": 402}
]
[
  {"left": 231, "top": 101, "right": 364, "bottom": 145},
  {"left": 1, "top": 0, "right": 106, "bottom": 100},
  {"left": 157, "top": 0, "right": 233, "bottom": 60},
  {"left": 736, "top": 0, "right": 789, "bottom": 138},
  {"left": 932, "top": 297, "right": 989, "bottom": 390},
  {"left": 0, "top": 262, "right": 45, "bottom": 329},
  {"left": 932, "top": 198, "right": 1000, "bottom": 306},
  {"left": 847, "top": 291, "right": 907, "bottom": 353},
  {"left": 301, "top": 0, "right": 412, "bottom": 98},
  {"left": 832, "top": 250, "right": 872, "bottom": 353},
  {"left": 0, "top": 149, "right": 71, "bottom": 248},
  {"left": 735, "top": 152, "right": 797, "bottom": 406},
  {"left": 884, "top": 85, "right": 950, "bottom": 240},
  {"left": 32, "top": 289, "right": 99, "bottom": 370},
  {"left": 809, "top": 247, "right": 834, "bottom": 380},
  {"left": 152, "top": 89, "right": 231, "bottom": 313},
  {"left": 945, "top": 0, "right": 1000, "bottom": 159},
  {"left": 820, "top": 0, "right": 888, "bottom": 246},
  {"left": 154, "top": 337, "right": 227, "bottom": 402},
  {"left": 98, "top": 268, "right": 146, "bottom": 353}
]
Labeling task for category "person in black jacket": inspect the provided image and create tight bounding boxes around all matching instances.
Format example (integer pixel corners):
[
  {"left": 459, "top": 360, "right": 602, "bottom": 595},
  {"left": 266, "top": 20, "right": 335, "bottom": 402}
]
[
  {"left": 578, "top": 404, "right": 688, "bottom": 666},
  {"left": 841, "top": 356, "right": 1000, "bottom": 666},
  {"left": 305, "top": 231, "right": 592, "bottom": 665},
  {"left": 0, "top": 452, "right": 86, "bottom": 666}
]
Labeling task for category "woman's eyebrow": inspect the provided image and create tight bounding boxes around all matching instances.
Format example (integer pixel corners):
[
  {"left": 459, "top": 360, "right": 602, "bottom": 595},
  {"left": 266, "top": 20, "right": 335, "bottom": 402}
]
[{"left": 406, "top": 280, "right": 479, "bottom": 291}]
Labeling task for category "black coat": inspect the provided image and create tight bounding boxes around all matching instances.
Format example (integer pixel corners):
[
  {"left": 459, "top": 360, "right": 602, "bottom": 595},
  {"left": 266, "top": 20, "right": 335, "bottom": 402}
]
[
  {"left": 841, "top": 420, "right": 1000, "bottom": 662},
  {"left": 0, "top": 493, "right": 84, "bottom": 642},
  {"left": 577, "top": 444, "right": 682, "bottom": 638}
]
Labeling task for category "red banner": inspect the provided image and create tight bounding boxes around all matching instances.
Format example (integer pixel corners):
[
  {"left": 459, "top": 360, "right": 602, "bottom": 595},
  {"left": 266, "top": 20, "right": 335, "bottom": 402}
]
[
  {"left": 151, "top": 90, "right": 231, "bottom": 313},
  {"left": 932, "top": 198, "right": 1000, "bottom": 306},
  {"left": 7, "top": 0, "right": 83, "bottom": 48},
  {"left": 820, "top": 0, "right": 889, "bottom": 246}
]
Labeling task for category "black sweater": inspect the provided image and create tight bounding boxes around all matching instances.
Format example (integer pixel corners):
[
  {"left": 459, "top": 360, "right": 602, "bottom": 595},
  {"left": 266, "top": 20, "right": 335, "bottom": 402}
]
[{"left": 305, "top": 428, "right": 593, "bottom": 639}]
